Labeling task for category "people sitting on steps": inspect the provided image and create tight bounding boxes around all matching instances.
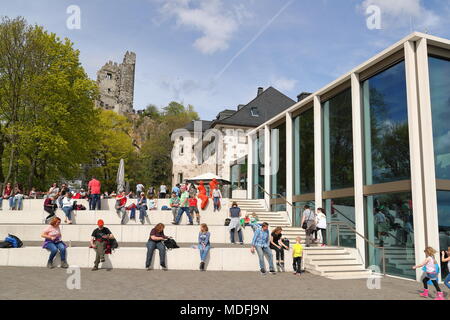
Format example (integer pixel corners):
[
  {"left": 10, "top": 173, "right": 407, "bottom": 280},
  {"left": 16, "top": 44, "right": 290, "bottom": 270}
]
[
  {"left": 146, "top": 223, "right": 169, "bottom": 270},
  {"left": 62, "top": 192, "right": 75, "bottom": 224},
  {"left": 41, "top": 217, "right": 68, "bottom": 269},
  {"left": 270, "top": 227, "right": 289, "bottom": 272},
  {"left": 115, "top": 191, "right": 128, "bottom": 225},
  {"left": 90, "top": 219, "right": 114, "bottom": 271},
  {"left": 43, "top": 195, "right": 58, "bottom": 223}
]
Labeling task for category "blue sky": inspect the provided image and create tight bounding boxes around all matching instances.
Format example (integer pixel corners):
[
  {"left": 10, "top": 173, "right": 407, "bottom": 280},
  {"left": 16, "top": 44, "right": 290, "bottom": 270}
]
[{"left": 1, "top": 0, "right": 449, "bottom": 120}]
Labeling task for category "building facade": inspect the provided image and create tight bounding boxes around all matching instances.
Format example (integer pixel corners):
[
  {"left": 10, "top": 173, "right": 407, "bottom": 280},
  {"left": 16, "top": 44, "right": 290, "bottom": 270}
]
[
  {"left": 247, "top": 32, "right": 450, "bottom": 281},
  {"left": 96, "top": 51, "right": 136, "bottom": 115}
]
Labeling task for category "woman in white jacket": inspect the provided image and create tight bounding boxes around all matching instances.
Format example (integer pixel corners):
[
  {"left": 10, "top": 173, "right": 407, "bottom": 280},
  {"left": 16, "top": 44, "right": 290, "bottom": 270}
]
[
  {"left": 62, "top": 192, "right": 75, "bottom": 224},
  {"left": 315, "top": 208, "right": 327, "bottom": 246}
]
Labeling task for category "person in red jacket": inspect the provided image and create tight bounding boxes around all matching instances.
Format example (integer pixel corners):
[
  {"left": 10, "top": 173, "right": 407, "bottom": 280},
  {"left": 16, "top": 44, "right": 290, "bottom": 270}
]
[
  {"left": 189, "top": 195, "right": 200, "bottom": 224},
  {"left": 115, "top": 191, "right": 128, "bottom": 224}
]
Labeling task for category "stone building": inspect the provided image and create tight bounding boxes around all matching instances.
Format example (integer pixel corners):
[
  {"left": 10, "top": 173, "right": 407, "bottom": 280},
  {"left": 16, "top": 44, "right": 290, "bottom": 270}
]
[
  {"left": 171, "top": 87, "right": 295, "bottom": 197},
  {"left": 96, "top": 51, "right": 136, "bottom": 115}
]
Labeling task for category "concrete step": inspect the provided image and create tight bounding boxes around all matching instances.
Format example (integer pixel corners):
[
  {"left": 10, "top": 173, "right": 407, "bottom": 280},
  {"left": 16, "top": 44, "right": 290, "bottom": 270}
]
[{"left": 325, "top": 271, "right": 376, "bottom": 280}]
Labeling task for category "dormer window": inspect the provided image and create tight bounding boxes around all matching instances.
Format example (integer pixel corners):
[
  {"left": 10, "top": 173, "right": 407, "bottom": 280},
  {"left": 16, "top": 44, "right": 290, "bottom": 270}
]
[{"left": 251, "top": 107, "right": 259, "bottom": 117}]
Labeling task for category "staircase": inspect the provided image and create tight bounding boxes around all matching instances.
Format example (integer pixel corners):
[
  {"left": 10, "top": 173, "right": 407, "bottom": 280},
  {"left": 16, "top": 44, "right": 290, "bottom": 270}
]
[{"left": 232, "top": 199, "right": 291, "bottom": 227}]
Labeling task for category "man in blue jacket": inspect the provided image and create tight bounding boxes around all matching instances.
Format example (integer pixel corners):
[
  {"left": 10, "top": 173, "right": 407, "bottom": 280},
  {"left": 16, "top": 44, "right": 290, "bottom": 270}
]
[{"left": 251, "top": 222, "right": 276, "bottom": 275}]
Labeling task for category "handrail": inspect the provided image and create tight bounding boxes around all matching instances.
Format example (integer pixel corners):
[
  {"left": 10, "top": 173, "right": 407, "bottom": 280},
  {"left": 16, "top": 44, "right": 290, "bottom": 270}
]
[
  {"left": 328, "top": 220, "right": 386, "bottom": 276},
  {"left": 254, "top": 184, "right": 292, "bottom": 225}
]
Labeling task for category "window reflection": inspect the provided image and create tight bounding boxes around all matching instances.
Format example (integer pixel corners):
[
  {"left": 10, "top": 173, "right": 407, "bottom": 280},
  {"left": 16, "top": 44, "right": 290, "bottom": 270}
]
[
  {"left": 325, "top": 197, "right": 356, "bottom": 248},
  {"left": 271, "top": 123, "right": 286, "bottom": 211},
  {"left": 293, "top": 108, "right": 314, "bottom": 195}
]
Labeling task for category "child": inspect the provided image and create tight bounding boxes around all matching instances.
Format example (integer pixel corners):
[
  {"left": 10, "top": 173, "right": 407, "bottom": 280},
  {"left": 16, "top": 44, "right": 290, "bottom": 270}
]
[
  {"left": 188, "top": 195, "right": 200, "bottom": 224},
  {"left": 292, "top": 236, "right": 303, "bottom": 275},
  {"left": 413, "top": 246, "right": 444, "bottom": 300},
  {"left": 250, "top": 212, "right": 259, "bottom": 224}
]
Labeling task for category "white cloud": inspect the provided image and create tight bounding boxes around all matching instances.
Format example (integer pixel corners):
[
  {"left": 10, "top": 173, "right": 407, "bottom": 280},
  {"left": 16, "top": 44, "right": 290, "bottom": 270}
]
[
  {"left": 361, "top": 0, "right": 441, "bottom": 31},
  {"left": 157, "top": 0, "right": 251, "bottom": 54},
  {"left": 271, "top": 77, "right": 297, "bottom": 92}
]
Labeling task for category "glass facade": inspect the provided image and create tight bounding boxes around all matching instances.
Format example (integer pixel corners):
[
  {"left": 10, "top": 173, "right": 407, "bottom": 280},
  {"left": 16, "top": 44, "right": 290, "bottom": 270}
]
[
  {"left": 230, "top": 157, "right": 247, "bottom": 191},
  {"left": 271, "top": 122, "right": 286, "bottom": 211},
  {"left": 323, "top": 88, "right": 353, "bottom": 191},
  {"left": 325, "top": 197, "right": 356, "bottom": 248},
  {"left": 366, "top": 192, "right": 415, "bottom": 279},
  {"left": 293, "top": 108, "right": 314, "bottom": 195},
  {"left": 437, "top": 191, "right": 450, "bottom": 279},
  {"left": 252, "top": 131, "right": 265, "bottom": 199},
  {"left": 362, "top": 61, "right": 411, "bottom": 185},
  {"left": 293, "top": 201, "right": 316, "bottom": 228}
]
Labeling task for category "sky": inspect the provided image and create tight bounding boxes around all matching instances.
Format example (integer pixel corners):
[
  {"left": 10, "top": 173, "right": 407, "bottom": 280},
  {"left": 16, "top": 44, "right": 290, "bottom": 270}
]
[{"left": 1, "top": 0, "right": 449, "bottom": 120}]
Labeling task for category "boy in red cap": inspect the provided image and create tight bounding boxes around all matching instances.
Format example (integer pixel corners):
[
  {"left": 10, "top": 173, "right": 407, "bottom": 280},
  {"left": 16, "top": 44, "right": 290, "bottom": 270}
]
[{"left": 90, "top": 219, "right": 113, "bottom": 271}]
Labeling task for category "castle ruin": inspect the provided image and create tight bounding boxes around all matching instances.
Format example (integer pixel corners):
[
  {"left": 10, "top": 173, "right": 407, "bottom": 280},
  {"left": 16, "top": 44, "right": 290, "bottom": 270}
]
[{"left": 96, "top": 51, "right": 136, "bottom": 115}]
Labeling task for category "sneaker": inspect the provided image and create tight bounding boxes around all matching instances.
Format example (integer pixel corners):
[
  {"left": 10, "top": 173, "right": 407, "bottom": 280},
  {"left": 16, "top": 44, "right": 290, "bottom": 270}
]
[
  {"left": 280, "top": 263, "right": 285, "bottom": 272},
  {"left": 189, "top": 222, "right": 193, "bottom": 225},
  {"left": 100, "top": 257, "right": 105, "bottom": 263},
  {"left": 240, "top": 242, "right": 244, "bottom": 245},
  {"left": 146, "top": 267, "right": 152, "bottom": 271},
  {"left": 91, "top": 266, "right": 99, "bottom": 271},
  {"left": 276, "top": 263, "right": 281, "bottom": 272},
  {"left": 260, "top": 269, "right": 267, "bottom": 275},
  {"left": 200, "top": 262, "right": 205, "bottom": 271},
  {"left": 171, "top": 222, "right": 178, "bottom": 225},
  {"left": 60, "top": 261, "right": 69, "bottom": 268},
  {"left": 47, "top": 261, "right": 54, "bottom": 269},
  {"left": 269, "top": 270, "right": 277, "bottom": 275},
  {"left": 161, "top": 264, "right": 168, "bottom": 271}
]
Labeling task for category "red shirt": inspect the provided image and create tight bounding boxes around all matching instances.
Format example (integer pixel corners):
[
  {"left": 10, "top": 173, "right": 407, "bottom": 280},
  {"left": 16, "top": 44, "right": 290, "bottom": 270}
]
[
  {"left": 88, "top": 179, "right": 101, "bottom": 194},
  {"left": 188, "top": 198, "right": 198, "bottom": 207},
  {"left": 117, "top": 195, "right": 127, "bottom": 206}
]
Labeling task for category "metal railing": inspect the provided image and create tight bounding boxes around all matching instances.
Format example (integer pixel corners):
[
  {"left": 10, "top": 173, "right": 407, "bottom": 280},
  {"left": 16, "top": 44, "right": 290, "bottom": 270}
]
[
  {"left": 254, "top": 184, "right": 293, "bottom": 225},
  {"left": 328, "top": 220, "right": 386, "bottom": 276}
]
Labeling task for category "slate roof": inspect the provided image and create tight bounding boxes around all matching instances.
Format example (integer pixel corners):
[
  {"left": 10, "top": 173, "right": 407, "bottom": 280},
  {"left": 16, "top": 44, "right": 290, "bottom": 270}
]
[
  {"left": 183, "top": 120, "right": 213, "bottom": 132},
  {"left": 210, "top": 87, "right": 295, "bottom": 128}
]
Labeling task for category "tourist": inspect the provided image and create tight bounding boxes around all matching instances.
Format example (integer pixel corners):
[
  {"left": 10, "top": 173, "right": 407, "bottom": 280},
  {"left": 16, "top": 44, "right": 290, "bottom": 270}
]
[
  {"left": 48, "top": 183, "right": 59, "bottom": 198},
  {"left": 413, "top": 246, "right": 444, "bottom": 300},
  {"left": 0, "top": 182, "right": 12, "bottom": 210},
  {"left": 251, "top": 222, "right": 276, "bottom": 275},
  {"left": 148, "top": 196, "right": 158, "bottom": 210},
  {"left": 41, "top": 217, "right": 68, "bottom": 269},
  {"left": 12, "top": 185, "right": 24, "bottom": 210},
  {"left": 173, "top": 186, "right": 193, "bottom": 225},
  {"left": 147, "top": 186, "right": 155, "bottom": 199},
  {"left": 115, "top": 191, "right": 128, "bottom": 224},
  {"left": 374, "top": 208, "right": 388, "bottom": 247},
  {"left": 57, "top": 189, "right": 66, "bottom": 209},
  {"left": 62, "top": 192, "right": 75, "bottom": 224},
  {"left": 79, "top": 188, "right": 87, "bottom": 199},
  {"left": 159, "top": 183, "right": 167, "bottom": 199},
  {"left": 188, "top": 183, "right": 197, "bottom": 198},
  {"left": 270, "top": 227, "right": 288, "bottom": 272},
  {"left": 292, "top": 236, "right": 303, "bottom": 275},
  {"left": 198, "top": 223, "right": 210, "bottom": 271},
  {"left": 301, "top": 205, "right": 316, "bottom": 247},
  {"left": 250, "top": 212, "right": 259, "bottom": 224},
  {"left": 442, "top": 247, "right": 450, "bottom": 291},
  {"left": 110, "top": 191, "right": 117, "bottom": 198},
  {"left": 88, "top": 176, "right": 101, "bottom": 210},
  {"left": 136, "top": 182, "right": 145, "bottom": 195},
  {"left": 172, "top": 184, "right": 180, "bottom": 197},
  {"left": 29, "top": 187, "right": 37, "bottom": 199},
  {"left": 90, "top": 219, "right": 114, "bottom": 271},
  {"left": 137, "top": 192, "right": 148, "bottom": 224},
  {"left": 146, "top": 223, "right": 169, "bottom": 270},
  {"left": 315, "top": 208, "right": 327, "bottom": 246},
  {"left": 188, "top": 195, "right": 200, "bottom": 224},
  {"left": 211, "top": 186, "right": 222, "bottom": 212},
  {"left": 43, "top": 195, "right": 57, "bottom": 223},
  {"left": 229, "top": 201, "right": 243, "bottom": 245},
  {"left": 169, "top": 192, "right": 180, "bottom": 223}
]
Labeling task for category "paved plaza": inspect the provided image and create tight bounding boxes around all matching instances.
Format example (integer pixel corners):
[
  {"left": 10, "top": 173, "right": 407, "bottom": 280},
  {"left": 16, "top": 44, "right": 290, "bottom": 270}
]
[{"left": 0, "top": 266, "right": 434, "bottom": 300}]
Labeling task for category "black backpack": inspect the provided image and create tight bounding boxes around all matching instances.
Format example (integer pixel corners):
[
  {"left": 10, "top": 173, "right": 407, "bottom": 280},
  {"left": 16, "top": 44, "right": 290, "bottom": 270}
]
[
  {"left": 164, "top": 238, "right": 179, "bottom": 250},
  {"left": 224, "top": 218, "right": 231, "bottom": 226}
]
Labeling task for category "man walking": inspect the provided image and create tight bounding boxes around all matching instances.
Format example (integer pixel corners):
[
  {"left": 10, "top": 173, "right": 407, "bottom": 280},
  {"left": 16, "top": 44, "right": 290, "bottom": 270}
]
[
  {"left": 172, "top": 186, "right": 193, "bottom": 225},
  {"left": 88, "top": 176, "right": 101, "bottom": 210},
  {"left": 251, "top": 222, "right": 276, "bottom": 275},
  {"left": 90, "top": 219, "right": 113, "bottom": 271}
]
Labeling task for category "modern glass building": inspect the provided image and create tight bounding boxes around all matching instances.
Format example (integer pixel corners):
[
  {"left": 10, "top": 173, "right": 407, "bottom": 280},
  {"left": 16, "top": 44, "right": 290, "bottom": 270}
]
[{"left": 247, "top": 33, "right": 450, "bottom": 281}]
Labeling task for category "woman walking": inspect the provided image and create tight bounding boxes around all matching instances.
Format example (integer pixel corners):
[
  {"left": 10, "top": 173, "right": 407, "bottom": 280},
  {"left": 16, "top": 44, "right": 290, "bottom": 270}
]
[
  {"left": 198, "top": 223, "right": 211, "bottom": 271},
  {"left": 146, "top": 223, "right": 169, "bottom": 270},
  {"left": 315, "top": 208, "right": 327, "bottom": 246},
  {"left": 301, "top": 205, "right": 316, "bottom": 247},
  {"left": 270, "top": 227, "right": 289, "bottom": 272},
  {"left": 41, "top": 217, "right": 69, "bottom": 269},
  {"left": 413, "top": 246, "right": 444, "bottom": 300}
]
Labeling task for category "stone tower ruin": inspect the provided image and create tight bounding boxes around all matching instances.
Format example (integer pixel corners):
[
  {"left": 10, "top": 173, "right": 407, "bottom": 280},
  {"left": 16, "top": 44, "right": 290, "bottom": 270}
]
[{"left": 96, "top": 51, "right": 136, "bottom": 115}]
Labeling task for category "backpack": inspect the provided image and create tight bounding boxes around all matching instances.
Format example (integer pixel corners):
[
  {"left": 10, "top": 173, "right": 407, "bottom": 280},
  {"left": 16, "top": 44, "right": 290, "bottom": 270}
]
[
  {"left": 161, "top": 205, "right": 171, "bottom": 210},
  {"left": 4, "top": 234, "right": 23, "bottom": 248},
  {"left": 164, "top": 238, "right": 179, "bottom": 250},
  {"left": 0, "top": 241, "right": 12, "bottom": 248},
  {"left": 282, "top": 238, "right": 290, "bottom": 248},
  {"left": 76, "top": 204, "right": 86, "bottom": 210}
]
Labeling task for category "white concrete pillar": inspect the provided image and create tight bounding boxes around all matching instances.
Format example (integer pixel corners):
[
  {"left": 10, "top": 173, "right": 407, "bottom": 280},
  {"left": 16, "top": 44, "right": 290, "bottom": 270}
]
[
  {"left": 313, "top": 96, "right": 323, "bottom": 209},
  {"left": 264, "top": 125, "right": 271, "bottom": 209},
  {"left": 416, "top": 38, "right": 440, "bottom": 257},
  {"left": 404, "top": 40, "right": 427, "bottom": 281},
  {"left": 286, "top": 112, "right": 293, "bottom": 224},
  {"left": 247, "top": 134, "right": 255, "bottom": 200},
  {"left": 351, "top": 73, "right": 366, "bottom": 265}
]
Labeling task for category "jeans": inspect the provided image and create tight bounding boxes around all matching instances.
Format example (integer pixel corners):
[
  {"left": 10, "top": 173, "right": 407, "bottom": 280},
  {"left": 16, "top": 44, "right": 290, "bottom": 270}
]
[
  {"left": 9, "top": 197, "right": 14, "bottom": 209},
  {"left": 270, "top": 244, "right": 285, "bottom": 261},
  {"left": 175, "top": 207, "right": 193, "bottom": 224},
  {"left": 138, "top": 205, "right": 148, "bottom": 223},
  {"left": 444, "top": 273, "right": 450, "bottom": 289},
  {"left": 117, "top": 207, "right": 126, "bottom": 224},
  {"left": 130, "top": 207, "right": 136, "bottom": 220},
  {"left": 13, "top": 196, "right": 23, "bottom": 210},
  {"left": 293, "top": 257, "right": 302, "bottom": 273},
  {"left": 90, "top": 194, "right": 101, "bottom": 210},
  {"left": 62, "top": 207, "right": 73, "bottom": 220},
  {"left": 146, "top": 240, "right": 166, "bottom": 268},
  {"left": 213, "top": 197, "right": 220, "bottom": 210},
  {"left": 255, "top": 246, "right": 274, "bottom": 272},
  {"left": 198, "top": 244, "right": 210, "bottom": 262},
  {"left": 230, "top": 228, "right": 243, "bottom": 243},
  {"left": 46, "top": 242, "right": 66, "bottom": 263}
]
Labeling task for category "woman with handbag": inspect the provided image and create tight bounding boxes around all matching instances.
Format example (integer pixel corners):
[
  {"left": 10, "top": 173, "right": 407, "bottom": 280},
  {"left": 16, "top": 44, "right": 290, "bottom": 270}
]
[
  {"left": 301, "top": 205, "right": 316, "bottom": 247},
  {"left": 270, "top": 227, "right": 289, "bottom": 272},
  {"left": 146, "top": 223, "right": 169, "bottom": 270}
]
